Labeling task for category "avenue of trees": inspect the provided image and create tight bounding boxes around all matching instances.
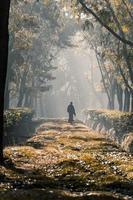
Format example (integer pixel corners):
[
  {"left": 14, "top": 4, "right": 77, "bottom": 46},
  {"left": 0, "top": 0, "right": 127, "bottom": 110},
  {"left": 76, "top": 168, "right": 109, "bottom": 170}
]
[
  {"left": 5, "top": 0, "right": 63, "bottom": 110},
  {"left": 0, "top": 0, "right": 63, "bottom": 162},
  {"left": 0, "top": 0, "right": 74, "bottom": 162},
  {"left": 68, "top": 0, "right": 133, "bottom": 111}
]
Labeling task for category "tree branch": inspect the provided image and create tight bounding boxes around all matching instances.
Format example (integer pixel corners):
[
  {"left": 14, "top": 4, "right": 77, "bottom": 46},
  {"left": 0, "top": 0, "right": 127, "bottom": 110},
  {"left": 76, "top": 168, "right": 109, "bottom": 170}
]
[{"left": 79, "top": 0, "right": 133, "bottom": 47}]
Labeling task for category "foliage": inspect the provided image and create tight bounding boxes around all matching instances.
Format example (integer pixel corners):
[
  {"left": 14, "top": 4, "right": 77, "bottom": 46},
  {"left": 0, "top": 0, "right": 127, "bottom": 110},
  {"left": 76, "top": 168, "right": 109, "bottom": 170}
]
[
  {"left": 7, "top": 0, "right": 63, "bottom": 109},
  {"left": 85, "top": 109, "right": 133, "bottom": 141},
  {"left": 4, "top": 108, "right": 34, "bottom": 131},
  {"left": 62, "top": 0, "right": 133, "bottom": 111}
]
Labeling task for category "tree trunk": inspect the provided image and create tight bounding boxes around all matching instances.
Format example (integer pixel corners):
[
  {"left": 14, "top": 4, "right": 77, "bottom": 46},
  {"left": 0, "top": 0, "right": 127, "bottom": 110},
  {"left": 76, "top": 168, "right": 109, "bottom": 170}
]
[
  {"left": 34, "top": 92, "right": 38, "bottom": 117},
  {"left": 4, "top": 52, "right": 14, "bottom": 110},
  {"left": 17, "top": 69, "right": 28, "bottom": 107},
  {"left": 4, "top": 81, "right": 10, "bottom": 109},
  {"left": 116, "top": 83, "right": 123, "bottom": 111},
  {"left": 131, "top": 94, "right": 133, "bottom": 112},
  {"left": 39, "top": 95, "right": 44, "bottom": 117},
  {"left": 24, "top": 88, "right": 29, "bottom": 107},
  {"left": 124, "top": 88, "right": 130, "bottom": 112},
  {"left": 95, "top": 51, "right": 112, "bottom": 109},
  {"left": 110, "top": 82, "right": 115, "bottom": 110},
  {"left": 0, "top": 0, "right": 10, "bottom": 163}
]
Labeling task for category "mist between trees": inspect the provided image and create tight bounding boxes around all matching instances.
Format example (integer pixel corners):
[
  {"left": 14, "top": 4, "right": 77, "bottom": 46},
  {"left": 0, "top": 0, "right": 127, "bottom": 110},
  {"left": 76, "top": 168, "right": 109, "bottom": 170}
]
[{"left": 5, "top": 0, "right": 133, "bottom": 118}]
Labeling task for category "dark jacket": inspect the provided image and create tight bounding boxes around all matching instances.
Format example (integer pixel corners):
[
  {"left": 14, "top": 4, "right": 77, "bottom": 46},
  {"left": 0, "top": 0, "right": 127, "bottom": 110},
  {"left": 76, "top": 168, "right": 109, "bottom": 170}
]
[{"left": 67, "top": 104, "right": 76, "bottom": 115}]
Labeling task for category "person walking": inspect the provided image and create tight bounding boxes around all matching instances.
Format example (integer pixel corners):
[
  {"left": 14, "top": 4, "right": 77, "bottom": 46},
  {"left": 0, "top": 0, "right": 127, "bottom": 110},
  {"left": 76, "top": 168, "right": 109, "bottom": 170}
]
[{"left": 67, "top": 102, "right": 76, "bottom": 124}]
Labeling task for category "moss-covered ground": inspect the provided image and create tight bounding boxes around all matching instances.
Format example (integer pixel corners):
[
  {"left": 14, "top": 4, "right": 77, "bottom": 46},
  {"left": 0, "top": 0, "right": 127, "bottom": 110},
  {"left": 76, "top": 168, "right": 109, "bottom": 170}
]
[{"left": 0, "top": 120, "right": 133, "bottom": 199}]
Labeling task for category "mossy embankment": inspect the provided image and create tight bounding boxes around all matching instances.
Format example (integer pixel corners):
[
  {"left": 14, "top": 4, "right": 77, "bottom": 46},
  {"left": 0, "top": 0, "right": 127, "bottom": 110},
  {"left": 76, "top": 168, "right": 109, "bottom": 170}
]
[
  {"left": 84, "top": 109, "right": 133, "bottom": 153},
  {"left": 0, "top": 120, "right": 133, "bottom": 200}
]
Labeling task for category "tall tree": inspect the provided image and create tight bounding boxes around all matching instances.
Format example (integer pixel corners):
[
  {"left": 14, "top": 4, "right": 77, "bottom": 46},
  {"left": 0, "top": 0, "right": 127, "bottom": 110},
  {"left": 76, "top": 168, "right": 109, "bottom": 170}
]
[
  {"left": 7, "top": 0, "right": 63, "bottom": 112},
  {"left": 0, "top": 0, "right": 10, "bottom": 163},
  {"left": 67, "top": 0, "right": 133, "bottom": 111}
]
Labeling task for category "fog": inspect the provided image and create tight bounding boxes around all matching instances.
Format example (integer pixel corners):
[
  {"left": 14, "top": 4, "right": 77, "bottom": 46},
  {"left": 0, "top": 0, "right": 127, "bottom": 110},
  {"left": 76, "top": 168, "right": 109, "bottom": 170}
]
[
  {"left": 36, "top": 32, "right": 107, "bottom": 119},
  {"left": 8, "top": 1, "right": 108, "bottom": 119}
]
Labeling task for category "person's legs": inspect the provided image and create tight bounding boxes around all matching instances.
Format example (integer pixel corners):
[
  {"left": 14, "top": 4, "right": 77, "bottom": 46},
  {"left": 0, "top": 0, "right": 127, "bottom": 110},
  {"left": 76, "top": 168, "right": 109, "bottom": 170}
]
[{"left": 68, "top": 113, "right": 73, "bottom": 124}]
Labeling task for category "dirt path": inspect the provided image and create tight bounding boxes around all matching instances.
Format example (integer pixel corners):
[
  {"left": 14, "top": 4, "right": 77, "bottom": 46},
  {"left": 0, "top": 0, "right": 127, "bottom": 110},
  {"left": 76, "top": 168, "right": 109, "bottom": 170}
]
[{"left": 1, "top": 119, "right": 133, "bottom": 200}]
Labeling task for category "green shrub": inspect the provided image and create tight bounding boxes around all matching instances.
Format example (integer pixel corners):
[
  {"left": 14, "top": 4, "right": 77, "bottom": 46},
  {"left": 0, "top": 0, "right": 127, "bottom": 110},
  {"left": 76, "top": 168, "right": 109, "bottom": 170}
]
[
  {"left": 85, "top": 109, "right": 133, "bottom": 139},
  {"left": 4, "top": 108, "right": 34, "bottom": 132}
]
